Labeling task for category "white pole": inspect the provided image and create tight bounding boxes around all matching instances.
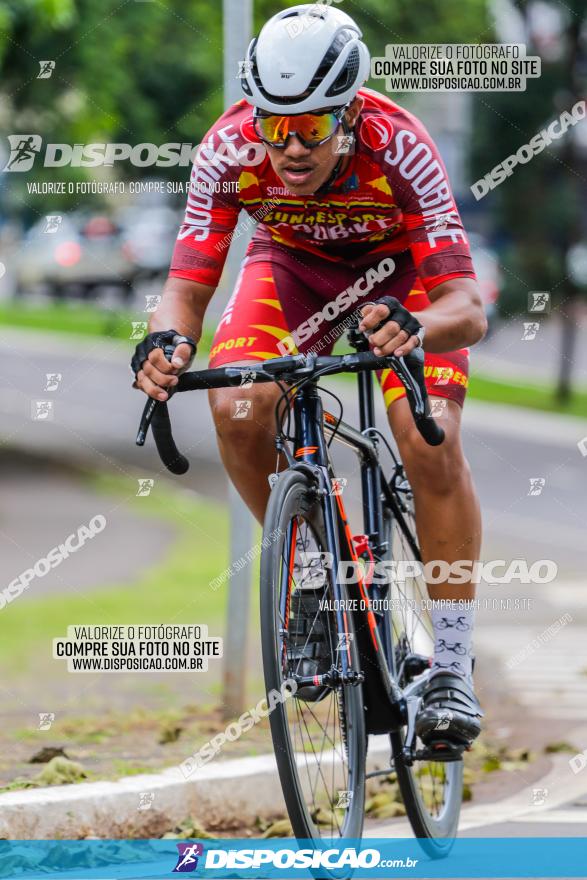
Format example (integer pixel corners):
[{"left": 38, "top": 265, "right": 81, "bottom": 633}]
[{"left": 221, "top": 0, "right": 254, "bottom": 720}]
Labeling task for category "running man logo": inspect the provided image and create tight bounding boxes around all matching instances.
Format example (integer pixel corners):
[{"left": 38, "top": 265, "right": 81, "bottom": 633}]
[
  {"left": 130, "top": 321, "right": 148, "bottom": 340},
  {"left": 3, "top": 135, "right": 42, "bottom": 172},
  {"left": 137, "top": 791, "right": 155, "bottom": 810},
  {"left": 232, "top": 399, "right": 253, "bottom": 420},
  {"left": 38, "top": 712, "right": 55, "bottom": 730},
  {"left": 521, "top": 321, "right": 539, "bottom": 341},
  {"left": 434, "top": 709, "right": 453, "bottom": 731},
  {"left": 32, "top": 400, "right": 53, "bottom": 421},
  {"left": 144, "top": 294, "right": 162, "bottom": 313},
  {"left": 528, "top": 477, "right": 546, "bottom": 497},
  {"left": 528, "top": 291, "right": 550, "bottom": 314},
  {"left": 239, "top": 368, "right": 257, "bottom": 389},
  {"left": 37, "top": 61, "right": 56, "bottom": 79},
  {"left": 330, "top": 477, "right": 347, "bottom": 496},
  {"left": 45, "top": 373, "right": 62, "bottom": 392},
  {"left": 335, "top": 134, "right": 355, "bottom": 155},
  {"left": 336, "top": 789, "right": 354, "bottom": 808},
  {"left": 173, "top": 842, "right": 204, "bottom": 873},
  {"left": 137, "top": 478, "right": 155, "bottom": 497},
  {"left": 44, "top": 215, "right": 62, "bottom": 233},
  {"left": 336, "top": 632, "right": 354, "bottom": 652},
  {"left": 429, "top": 398, "right": 448, "bottom": 418}
]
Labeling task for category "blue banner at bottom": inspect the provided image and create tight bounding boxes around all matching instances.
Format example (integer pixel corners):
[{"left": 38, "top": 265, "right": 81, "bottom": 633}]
[{"left": 0, "top": 838, "right": 586, "bottom": 879}]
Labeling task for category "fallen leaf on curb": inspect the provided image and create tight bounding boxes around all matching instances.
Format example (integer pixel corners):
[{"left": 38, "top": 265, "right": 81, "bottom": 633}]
[
  {"left": 34, "top": 756, "right": 87, "bottom": 786},
  {"left": 544, "top": 741, "right": 576, "bottom": 754},
  {"left": 158, "top": 723, "right": 184, "bottom": 745},
  {"left": 365, "top": 790, "right": 406, "bottom": 818},
  {"left": 509, "top": 748, "right": 533, "bottom": 763},
  {"left": 482, "top": 755, "right": 502, "bottom": 773},
  {"left": 261, "top": 819, "right": 293, "bottom": 838},
  {"left": 163, "top": 817, "right": 214, "bottom": 839},
  {"left": 29, "top": 747, "right": 69, "bottom": 764}
]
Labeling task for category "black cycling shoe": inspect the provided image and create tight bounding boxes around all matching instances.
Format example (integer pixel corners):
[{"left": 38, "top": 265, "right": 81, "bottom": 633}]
[{"left": 415, "top": 670, "right": 483, "bottom": 754}]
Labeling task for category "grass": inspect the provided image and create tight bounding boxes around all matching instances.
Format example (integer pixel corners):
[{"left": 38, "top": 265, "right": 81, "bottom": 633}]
[
  {"left": 0, "top": 300, "right": 135, "bottom": 340},
  {"left": 0, "top": 469, "right": 231, "bottom": 672},
  {"left": 468, "top": 373, "right": 587, "bottom": 420},
  {"left": 0, "top": 300, "right": 216, "bottom": 350}
]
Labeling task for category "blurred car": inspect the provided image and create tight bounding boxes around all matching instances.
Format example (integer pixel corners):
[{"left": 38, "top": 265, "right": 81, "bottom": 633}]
[
  {"left": 118, "top": 205, "right": 180, "bottom": 278},
  {"left": 13, "top": 212, "right": 138, "bottom": 302},
  {"left": 468, "top": 232, "right": 502, "bottom": 335}
]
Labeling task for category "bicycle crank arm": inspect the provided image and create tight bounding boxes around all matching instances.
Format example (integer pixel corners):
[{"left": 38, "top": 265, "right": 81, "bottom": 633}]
[{"left": 400, "top": 695, "right": 420, "bottom": 765}]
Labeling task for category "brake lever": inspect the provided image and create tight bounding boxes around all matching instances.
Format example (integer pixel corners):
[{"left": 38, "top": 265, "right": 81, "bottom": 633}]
[{"left": 135, "top": 342, "right": 178, "bottom": 447}]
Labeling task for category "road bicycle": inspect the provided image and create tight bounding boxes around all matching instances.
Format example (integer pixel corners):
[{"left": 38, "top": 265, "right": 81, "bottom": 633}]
[{"left": 136, "top": 325, "right": 465, "bottom": 856}]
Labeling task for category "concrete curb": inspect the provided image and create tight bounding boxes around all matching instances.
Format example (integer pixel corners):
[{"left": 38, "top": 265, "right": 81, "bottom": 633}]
[{"left": 0, "top": 737, "right": 392, "bottom": 840}]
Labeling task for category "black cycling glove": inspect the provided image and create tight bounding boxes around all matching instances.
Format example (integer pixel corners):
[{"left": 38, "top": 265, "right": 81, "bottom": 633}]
[
  {"left": 371, "top": 296, "right": 424, "bottom": 346},
  {"left": 131, "top": 329, "right": 197, "bottom": 382}
]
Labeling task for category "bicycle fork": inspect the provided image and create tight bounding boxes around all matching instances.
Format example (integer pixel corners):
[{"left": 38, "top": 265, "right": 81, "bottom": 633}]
[{"left": 286, "top": 384, "right": 364, "bottom": 690}]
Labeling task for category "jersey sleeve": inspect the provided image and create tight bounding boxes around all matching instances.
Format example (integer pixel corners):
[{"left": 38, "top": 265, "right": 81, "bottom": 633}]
[
  {"left": 168, "top": 112, "right": 244, "bottom": 288},
  {"left": 385, "top": 112, "right": 476, "bottom": 293}
]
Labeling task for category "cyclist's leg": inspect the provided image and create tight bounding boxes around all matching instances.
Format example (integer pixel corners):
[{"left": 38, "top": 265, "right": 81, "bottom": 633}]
[
  {"left": 379, "top": 281, "right": 483, "bottom": 743},
  {"left": 385, "top": 395, "right": 481, "bottom": 605},
  {"left": 207, "top": 256, "right": 288, "bottom": 521},
  {"left": 378, "top": 282, "right": 480, "bottom": 610},
  {"left": 208, "top": 248, "right": 346, "bottom": 522}
]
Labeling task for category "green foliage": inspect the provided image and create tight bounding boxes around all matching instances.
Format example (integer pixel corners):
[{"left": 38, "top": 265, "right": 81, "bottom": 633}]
[
  {"left": 1, "top": 0, "right": 488, "bottom": 157},
  {"left": 0, "top": 0, "right": 489, "bottom": 215},
  {"left": 470, "top": 1, "right": 587, "bottom": 313}
]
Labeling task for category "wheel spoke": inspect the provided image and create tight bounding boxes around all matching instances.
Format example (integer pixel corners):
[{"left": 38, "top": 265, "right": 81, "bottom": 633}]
[
  {"left": 270, "top": 505, "right": 361, "bottom": 840},
  {"left": 387, "top": 502, "right": 456, "bottom": 823}
]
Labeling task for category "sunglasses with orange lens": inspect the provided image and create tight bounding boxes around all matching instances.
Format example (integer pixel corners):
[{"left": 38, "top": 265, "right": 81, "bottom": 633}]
[{"left": 253, "top": 107, "right": 346, "bottom": 149}]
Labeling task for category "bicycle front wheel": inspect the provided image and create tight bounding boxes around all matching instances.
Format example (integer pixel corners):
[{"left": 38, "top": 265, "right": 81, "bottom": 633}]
[{"left": 260, "top": 469, "right": 366, "bottom": 841}]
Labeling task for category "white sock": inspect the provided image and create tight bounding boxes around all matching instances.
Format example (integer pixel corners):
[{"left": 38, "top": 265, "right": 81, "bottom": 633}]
[{"left": 430, "top": 601, "right": 475, "bottom": 682}]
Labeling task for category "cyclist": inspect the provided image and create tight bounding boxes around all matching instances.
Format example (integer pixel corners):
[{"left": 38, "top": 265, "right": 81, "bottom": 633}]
[{"left": 132, "top": 5, "right": 485, "bottom": 751}]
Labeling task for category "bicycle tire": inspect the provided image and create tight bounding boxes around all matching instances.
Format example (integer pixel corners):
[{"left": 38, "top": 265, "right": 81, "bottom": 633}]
[
  {"left": 384, "top": 491, "right": 463, "bottom": 855},
  {"left": 260, "top": 468, "right": 366, "bottom": 841}
]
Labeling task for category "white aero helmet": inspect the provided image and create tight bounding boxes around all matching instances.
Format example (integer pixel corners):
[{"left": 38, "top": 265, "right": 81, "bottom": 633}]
[{"left": 241, "top": 4, "right": 370, "bottom": 114}]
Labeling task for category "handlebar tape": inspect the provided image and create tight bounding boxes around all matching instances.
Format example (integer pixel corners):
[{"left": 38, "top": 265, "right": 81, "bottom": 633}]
[{"left": 151, "top": 401, "right": 190, "bottom": 475}]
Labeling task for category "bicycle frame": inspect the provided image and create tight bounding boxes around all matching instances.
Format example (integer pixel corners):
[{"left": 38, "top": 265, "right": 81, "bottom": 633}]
[
  {"left": 136, "top": 334, "right": 445, "bottom": 752},
  {"left": 283, "top": 367, "right": 408, "bottom": 734}
]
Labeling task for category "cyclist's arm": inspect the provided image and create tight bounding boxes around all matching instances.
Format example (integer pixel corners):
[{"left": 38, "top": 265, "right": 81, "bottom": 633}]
[
  {"left": 149, "top": 276, "right": 214, "bottom": 343},
  {"left": 135, "top": 277, "right": 215, "bottom": 401},
  {"left": 135, "top": 103, "right": 249, "bottom": 400},
  {"left": 360, "top": 277, "right": 486, "bottom": 357},
  {"left": 373, "top": 110, "right": 486, "bottom": 354},
  {"left": 414, "top": 277, "right": 486, "bottom": 354}
]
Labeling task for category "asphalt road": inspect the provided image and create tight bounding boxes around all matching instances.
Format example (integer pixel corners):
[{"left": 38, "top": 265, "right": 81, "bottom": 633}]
[{"left": 1, "top": 327, "right": 586, "bottom": 839}]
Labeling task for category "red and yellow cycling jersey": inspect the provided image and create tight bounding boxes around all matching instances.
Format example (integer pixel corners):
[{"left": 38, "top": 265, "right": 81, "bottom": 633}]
[
  {"left": 169, "top": 87, "right": 475, "bottom": 293},
  {"left": 169, "top": 87, "right": 476, "bottom": 409}
]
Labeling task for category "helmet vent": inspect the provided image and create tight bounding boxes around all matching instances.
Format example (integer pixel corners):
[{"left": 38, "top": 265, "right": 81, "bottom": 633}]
[{"left": 325, "top": 46, "right": 360, "bottom": 98}]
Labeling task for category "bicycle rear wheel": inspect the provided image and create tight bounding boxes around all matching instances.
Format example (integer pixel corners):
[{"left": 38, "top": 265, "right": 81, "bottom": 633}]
[
  {"left": 384, "top": 481, "right": 463, "bottom": 855},
  {"left": 260, "top": 469, "right": 366, "bottom": 841}
]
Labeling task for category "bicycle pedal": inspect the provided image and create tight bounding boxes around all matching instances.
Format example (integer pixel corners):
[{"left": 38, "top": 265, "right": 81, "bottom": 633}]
[{"left": 416, "top": 739, "right": 467, "bottom": 762}]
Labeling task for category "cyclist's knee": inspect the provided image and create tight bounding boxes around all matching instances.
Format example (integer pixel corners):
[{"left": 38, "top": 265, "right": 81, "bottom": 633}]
[
  {"left": 397, "top": 425, "right": 469, "bottom": 497},
  {"left": 209, "top": 385, "right": 276, "bottom": 446}
]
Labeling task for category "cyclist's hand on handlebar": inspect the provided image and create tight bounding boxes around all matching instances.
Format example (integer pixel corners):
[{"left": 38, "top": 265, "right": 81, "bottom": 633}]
[
  {"left": 131, "top": 330, "right": 196, "bottom": 402},
  {"left": 358, "top": 296, "right": 424, "bottom": 358}
]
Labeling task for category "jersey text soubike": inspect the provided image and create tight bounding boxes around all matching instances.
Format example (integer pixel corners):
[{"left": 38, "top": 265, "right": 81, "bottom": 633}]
[{"left": 169, "top": 87, "right": 475, "bottom": 292}]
